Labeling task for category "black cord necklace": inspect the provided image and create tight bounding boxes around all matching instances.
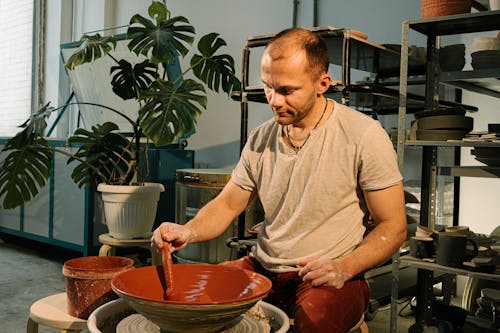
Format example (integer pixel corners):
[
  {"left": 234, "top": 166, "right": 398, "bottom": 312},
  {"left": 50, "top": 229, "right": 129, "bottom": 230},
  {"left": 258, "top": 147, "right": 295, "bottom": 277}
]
[{"left": 285, "top": 97, "right": 329, "bottom": 152}]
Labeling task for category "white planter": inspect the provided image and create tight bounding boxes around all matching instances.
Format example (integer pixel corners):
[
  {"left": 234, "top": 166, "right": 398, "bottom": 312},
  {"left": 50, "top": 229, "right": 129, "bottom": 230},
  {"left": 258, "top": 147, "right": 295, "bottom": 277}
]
[{"left": 97, "top": 183, "right": 165, "bottom": 239}]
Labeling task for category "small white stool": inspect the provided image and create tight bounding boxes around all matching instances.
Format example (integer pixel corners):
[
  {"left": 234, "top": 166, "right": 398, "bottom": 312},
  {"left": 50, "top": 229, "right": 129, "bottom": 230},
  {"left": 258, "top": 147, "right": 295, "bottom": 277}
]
[
  {"left": 98, "top": 233, "right": 161, "bottom": 266},
  {"left": 27, "top": 292, "right": 87, "bottom": 333}
]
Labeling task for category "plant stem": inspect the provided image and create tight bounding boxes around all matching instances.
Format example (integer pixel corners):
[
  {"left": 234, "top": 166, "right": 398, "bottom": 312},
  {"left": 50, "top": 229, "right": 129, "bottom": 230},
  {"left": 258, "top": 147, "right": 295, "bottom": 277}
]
[
  {"left": 31, "top": 145, "right": 107, "bottom": 182},
  {"left": 53, "top": 102, "right": 137, "bottom": 130}
]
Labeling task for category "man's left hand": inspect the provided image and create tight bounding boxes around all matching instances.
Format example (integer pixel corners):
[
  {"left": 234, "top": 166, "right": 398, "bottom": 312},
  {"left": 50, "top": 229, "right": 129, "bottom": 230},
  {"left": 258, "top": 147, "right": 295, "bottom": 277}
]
[{"left": 298, "top": 256, "right": 351, "bottom": 289}]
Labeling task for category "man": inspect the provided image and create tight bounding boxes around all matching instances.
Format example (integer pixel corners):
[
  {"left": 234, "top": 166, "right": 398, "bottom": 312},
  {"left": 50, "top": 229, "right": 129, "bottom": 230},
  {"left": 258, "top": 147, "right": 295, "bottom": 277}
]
[{"left": 151, "top": 27, "right": 406, "bottom": 333}]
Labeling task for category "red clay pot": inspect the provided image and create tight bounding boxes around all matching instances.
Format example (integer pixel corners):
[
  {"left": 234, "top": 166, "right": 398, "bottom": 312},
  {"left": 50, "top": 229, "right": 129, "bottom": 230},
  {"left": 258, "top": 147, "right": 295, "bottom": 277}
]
[
  {"left": 62, "top": 256, "right": 134, "bottom": 319},
  {"left": 422, "top": 0, "right": 472, "bottom": 18}
]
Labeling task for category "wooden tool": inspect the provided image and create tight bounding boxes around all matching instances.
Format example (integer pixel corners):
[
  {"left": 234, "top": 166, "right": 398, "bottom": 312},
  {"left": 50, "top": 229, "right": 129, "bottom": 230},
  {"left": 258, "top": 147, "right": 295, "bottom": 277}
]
[{"left": 162, "top": 242, "right": 174, "bottom": 299}]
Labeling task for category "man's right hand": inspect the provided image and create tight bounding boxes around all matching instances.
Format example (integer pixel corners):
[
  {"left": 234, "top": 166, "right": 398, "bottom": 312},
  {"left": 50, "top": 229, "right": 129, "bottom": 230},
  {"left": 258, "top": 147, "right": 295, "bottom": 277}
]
[{"left": 150, "top": 222, "right": 196, "bottom": 253}]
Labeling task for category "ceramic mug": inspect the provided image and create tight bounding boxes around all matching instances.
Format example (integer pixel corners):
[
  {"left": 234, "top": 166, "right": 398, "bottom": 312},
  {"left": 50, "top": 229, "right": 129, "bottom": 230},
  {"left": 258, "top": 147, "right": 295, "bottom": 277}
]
[
  {"left": 436, "top": 233, "right": 478, "bottom": 268},
  {"left": 444, "top": 225, "right": 470, "bottom": 235},
  {"left": 416, "top": 225, "right": 436, "bottom": 238},
  {"left": 410, "top": 236, "right": 435, "bottom": 259}
]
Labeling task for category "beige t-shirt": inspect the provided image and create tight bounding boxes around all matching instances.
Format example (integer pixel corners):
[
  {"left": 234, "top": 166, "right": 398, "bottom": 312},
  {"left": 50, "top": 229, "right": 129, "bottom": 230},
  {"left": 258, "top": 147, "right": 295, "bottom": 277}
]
[{"left": 231, "top": 101, "right": 402, "bottom": 272}]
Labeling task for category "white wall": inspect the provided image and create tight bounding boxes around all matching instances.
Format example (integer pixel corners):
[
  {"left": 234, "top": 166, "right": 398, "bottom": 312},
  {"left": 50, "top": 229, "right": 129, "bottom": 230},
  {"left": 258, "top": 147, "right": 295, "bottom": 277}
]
[{"left": 456, "top": 30, "right": 500, "bottom": 235}]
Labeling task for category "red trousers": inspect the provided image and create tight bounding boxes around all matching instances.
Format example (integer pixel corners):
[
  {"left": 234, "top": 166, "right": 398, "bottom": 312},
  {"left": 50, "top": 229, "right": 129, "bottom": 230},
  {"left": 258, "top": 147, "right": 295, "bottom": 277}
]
[{"left": 221, "top": 256, "right": 370, "bottom": 333}]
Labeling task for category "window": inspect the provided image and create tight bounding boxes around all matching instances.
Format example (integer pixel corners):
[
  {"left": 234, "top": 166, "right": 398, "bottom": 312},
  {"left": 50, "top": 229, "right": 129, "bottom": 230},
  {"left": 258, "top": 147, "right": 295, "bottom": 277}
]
[{"left": 0, "top": 0, "right": 43, "bottom": 137}]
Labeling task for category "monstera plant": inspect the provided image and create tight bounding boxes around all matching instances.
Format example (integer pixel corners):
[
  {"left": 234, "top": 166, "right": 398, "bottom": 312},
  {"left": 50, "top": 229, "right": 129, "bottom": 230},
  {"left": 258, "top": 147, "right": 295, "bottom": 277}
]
[{"left": 0, "top": 1, "right": 240, "bottom": 237}]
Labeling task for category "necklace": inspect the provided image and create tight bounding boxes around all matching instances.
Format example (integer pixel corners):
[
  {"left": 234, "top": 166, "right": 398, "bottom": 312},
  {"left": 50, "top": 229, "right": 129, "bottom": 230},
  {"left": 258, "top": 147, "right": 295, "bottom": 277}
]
[{"left": 285, "top": 97, "right": 328, "bottom": 152}]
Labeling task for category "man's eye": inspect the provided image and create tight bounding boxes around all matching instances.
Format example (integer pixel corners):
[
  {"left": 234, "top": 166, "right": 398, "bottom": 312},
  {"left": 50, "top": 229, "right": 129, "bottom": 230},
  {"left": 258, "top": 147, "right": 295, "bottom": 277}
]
[{"left": 278, "top": 88, "right": 292, "bottom": 95}]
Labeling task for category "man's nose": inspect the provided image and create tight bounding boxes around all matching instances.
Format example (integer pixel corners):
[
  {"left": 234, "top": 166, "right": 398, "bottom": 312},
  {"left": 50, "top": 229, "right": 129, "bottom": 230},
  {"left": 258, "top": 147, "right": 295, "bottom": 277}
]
[{"left": 268, "top": 91, "right": 285, "bottom": 108}]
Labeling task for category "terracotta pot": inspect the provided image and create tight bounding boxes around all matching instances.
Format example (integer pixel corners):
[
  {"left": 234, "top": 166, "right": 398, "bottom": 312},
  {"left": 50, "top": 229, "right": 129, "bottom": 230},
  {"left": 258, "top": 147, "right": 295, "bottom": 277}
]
[
  {"left": 422, "top": 0, "right": 472, "bottom": 18},
  {"left": 62, "top": 256, "right": 134, "bottom": 319}
]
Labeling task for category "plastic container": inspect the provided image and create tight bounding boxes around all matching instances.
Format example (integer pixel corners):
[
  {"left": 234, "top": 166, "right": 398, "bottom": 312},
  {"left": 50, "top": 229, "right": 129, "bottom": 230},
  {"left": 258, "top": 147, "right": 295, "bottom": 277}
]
[{"left": 62, "top": 256, "right": 134, "bottom": 319}]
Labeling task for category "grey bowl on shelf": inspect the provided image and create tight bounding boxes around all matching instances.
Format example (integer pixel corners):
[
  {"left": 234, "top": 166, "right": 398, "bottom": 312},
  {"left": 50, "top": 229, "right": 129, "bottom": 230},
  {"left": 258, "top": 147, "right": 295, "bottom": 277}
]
[{"left": 471, "top": 50, "right": 500, "bottom": 70}]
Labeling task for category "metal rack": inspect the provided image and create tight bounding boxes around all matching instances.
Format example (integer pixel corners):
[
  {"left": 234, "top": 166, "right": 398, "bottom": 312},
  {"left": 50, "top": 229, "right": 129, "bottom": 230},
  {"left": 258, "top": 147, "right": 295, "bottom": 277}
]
[
  {"left": 395, "top": 10, "right": 500, "bottom": 333},
  {"left": 234, "top": 26, "right": 431, "bottom": 151},
  {"left": 233, "top": 26, "right": 481, "bottom": 152}
]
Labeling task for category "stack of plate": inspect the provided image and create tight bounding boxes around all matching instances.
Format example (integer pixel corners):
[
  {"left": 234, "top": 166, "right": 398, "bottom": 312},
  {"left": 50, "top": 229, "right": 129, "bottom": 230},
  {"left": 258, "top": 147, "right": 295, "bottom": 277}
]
[{"left": 414, "top": 107, "right": 473, "bottom": 141}]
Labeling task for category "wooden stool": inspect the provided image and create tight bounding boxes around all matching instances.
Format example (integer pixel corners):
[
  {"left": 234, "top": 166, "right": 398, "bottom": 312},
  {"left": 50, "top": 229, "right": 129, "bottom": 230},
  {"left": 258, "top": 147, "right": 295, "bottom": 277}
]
[
  {"left": 349, "top": 313, "right": 369, "bottom": 333},
  {"left": 98, "top": 233, "right": 161, "bottom": 266},
  {"left": 27, "top": 292, "right": 87, "bottom": 333}
]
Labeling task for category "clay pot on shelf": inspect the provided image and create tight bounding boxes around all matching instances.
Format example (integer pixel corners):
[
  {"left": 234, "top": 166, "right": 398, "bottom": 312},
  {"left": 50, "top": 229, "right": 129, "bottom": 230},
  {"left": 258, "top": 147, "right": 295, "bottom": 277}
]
[{"left": 421, "top": 0, "right": 472, "bottom": 18}]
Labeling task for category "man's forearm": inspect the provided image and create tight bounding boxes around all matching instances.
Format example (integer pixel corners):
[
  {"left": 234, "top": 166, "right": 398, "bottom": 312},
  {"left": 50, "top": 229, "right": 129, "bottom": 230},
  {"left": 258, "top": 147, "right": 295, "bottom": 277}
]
[
  {"left": 184, "top": 199, "right": 239, "bottom": 243},
  {"left": 336, "top": 219, "right": 407, "bottom": 280}
]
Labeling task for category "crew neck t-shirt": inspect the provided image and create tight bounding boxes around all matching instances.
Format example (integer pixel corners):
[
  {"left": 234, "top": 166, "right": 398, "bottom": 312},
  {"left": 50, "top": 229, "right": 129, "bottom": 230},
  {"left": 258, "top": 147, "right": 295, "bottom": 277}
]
[{"left": 231, "top": 101, "right": 402, "bottom": 273}]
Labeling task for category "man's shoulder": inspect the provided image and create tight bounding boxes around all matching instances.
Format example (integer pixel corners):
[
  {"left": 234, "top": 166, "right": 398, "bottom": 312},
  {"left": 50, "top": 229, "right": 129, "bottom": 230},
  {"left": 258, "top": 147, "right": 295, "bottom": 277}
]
[
  {"left": 335, "top": 103, "right": 377, "bottom": 125},
  {"left": 332, "top": 103, "right": 387, "bottom": 143},
  {"left": 249, "top": 117, "right": 279, "bottom": 138}
]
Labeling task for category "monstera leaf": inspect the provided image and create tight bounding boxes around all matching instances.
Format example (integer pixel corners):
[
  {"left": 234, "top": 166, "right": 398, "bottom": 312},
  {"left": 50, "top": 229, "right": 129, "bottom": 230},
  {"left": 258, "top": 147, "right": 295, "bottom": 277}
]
[
  {"left": 0, "top": 102, "right": 58, "bottom": 208},
  {"left": 67, "top": 122, "right": 134, "bottom": 186},
  {"left": 0, "top": 139, "right": 52, "bottom": 209},
  {"left": 191, "top": 33, "right": 241, "bottom": 94},
  {"left": 65, "top": 33, "right": 117, "bottom": 70},
  {"left": 110, "top": 59, "right": 159, "bottom": 100},
  {"left": 127, "top": 1, "right": 195, "bottom": 64},
  {"left": 138, "top": 78, "right": 206, "bottom": 146}
]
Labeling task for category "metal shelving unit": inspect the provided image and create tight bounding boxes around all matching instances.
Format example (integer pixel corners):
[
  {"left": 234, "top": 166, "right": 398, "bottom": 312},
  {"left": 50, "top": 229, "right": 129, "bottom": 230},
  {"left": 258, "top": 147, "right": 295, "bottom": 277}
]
[
  {"left": 395, "top": 10, "right": 500, "bottom": 333},
  {"left": 233, "top": 26, "right": 481, "bottom": 152},
  {"left": 234, "top": 26, "right": 450, "bottom": 152}
]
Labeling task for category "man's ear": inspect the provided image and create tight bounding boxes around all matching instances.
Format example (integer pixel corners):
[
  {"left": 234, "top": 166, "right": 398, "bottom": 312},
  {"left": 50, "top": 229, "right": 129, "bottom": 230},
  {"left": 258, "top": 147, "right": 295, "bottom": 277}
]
[{"left": 317, "top": 73, "right": 332, "bottom": 95}]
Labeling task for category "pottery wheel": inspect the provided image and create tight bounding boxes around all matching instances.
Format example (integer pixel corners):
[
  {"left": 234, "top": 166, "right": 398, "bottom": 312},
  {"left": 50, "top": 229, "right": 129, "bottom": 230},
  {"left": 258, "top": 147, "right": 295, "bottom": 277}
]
[{"left": 116, "top": 313, "right": 268, "bottom": 333}]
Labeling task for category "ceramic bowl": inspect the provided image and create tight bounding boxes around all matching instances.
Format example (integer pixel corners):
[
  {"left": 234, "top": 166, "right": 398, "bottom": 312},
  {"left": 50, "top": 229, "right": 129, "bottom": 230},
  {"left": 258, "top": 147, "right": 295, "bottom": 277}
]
[
  {"left": 471, "top": 50, "right": 500, "bottom": 70},
  {"left": 472, "top": 37, "right": 500, "bottom": 52},
  {"left": 439, "top": 44, "right": 466, "bottom": 71},
  {"left": 111, "top": 264, "right": 272, "bottom": 333}
]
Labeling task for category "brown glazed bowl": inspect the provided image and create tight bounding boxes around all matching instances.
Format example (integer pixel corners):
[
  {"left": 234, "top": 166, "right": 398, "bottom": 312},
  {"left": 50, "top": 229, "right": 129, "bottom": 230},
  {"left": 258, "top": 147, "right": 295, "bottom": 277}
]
[{"left": 111, "top": 264, "right": 272, "bottom": 333}]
